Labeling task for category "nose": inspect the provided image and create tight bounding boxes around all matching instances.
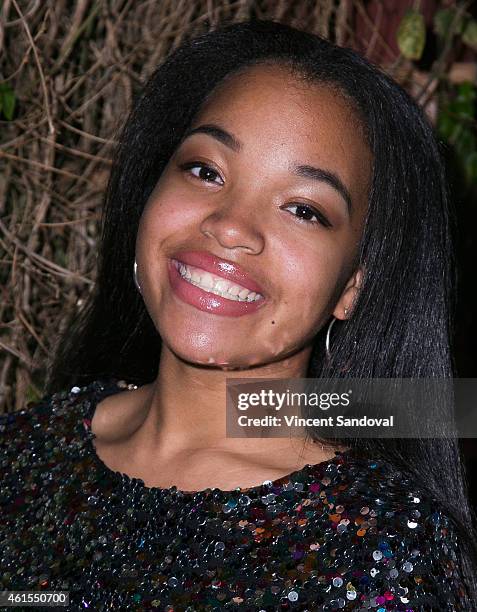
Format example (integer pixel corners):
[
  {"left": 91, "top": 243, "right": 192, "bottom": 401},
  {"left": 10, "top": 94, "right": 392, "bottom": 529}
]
[{"left": 200, "top": 199, "right": 265, "bottom": 255}]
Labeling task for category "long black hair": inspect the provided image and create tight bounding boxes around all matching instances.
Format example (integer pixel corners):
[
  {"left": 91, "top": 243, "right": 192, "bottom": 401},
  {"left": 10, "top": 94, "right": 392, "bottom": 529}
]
[{"left": 45, "top": 19, "right": 477, "bottom": 601}]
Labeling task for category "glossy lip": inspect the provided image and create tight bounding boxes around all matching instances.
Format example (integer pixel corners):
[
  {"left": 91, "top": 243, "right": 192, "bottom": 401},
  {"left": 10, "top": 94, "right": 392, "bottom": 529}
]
[
  {"left": 167, "top": 253, "right": 268, "bottom": 317},
  {"left": 169, "top": 250, "right": 267, "bottom": 296}
]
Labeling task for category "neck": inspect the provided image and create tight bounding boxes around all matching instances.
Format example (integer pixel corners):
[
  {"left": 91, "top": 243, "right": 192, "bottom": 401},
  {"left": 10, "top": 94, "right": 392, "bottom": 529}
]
[{"left": 133, "top": 343, "right": 314, "bottom": 457}]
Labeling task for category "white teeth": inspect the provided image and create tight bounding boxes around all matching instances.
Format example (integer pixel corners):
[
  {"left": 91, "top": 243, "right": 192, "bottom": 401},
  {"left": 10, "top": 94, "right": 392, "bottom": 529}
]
[
  {"left": 191, "top": 269, "right": 201, "bottom": 283},
  {"left": 179, "top": 263, "right": 188, "bottom": 277},
  {"left": 201, "top": 272, "right": 214, "bottom": 289},
  {"left": 214, "top": 279, "right": 229, "bottom": 292},
  {"left": 174, "top": 259, "right": 263, "bottom": 302}
]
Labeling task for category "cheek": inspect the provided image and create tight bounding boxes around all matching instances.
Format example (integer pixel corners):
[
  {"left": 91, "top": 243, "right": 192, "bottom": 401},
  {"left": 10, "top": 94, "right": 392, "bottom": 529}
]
[
  {"left": 135, "top": 189, "right": 205, "bottom": 305},
  {"left": 275, "top": 238, "right": 345, "bottom": 313},
  {"left": 139, "top": 192, "right": 202, "bottom": 246},
  {"left": 254, "top": 238, "right": 346, "bottom": 353}
]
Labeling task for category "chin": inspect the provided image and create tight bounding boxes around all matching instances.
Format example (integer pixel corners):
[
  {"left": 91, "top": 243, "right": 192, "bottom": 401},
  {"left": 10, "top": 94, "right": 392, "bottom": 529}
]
[
  {"left": 168, "top": 342, "right": 267, "bottom": 370},
  {"left": 161, "top": 326, "right": 280, "bottom": 369}
]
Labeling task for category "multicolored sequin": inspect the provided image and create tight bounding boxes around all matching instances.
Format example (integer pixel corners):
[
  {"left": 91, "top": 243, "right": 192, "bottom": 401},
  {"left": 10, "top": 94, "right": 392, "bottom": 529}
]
[{"left": 0, "top": 379, "right": 470, "bottom": 610}]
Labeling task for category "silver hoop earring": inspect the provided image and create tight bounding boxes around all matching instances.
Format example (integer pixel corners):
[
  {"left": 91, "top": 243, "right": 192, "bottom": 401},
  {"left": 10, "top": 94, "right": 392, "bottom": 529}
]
[
  {"left": 133, "top": 259, "right": 142, "bottom": 293},
  {"left": 325, "top": 316, "right": 337, "bottom": 361}
]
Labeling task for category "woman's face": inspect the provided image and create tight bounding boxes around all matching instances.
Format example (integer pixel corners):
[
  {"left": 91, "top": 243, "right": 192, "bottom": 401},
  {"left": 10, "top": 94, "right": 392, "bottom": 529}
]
[{"left": 135, "top": 63, "right": 372, "bottom": 369}]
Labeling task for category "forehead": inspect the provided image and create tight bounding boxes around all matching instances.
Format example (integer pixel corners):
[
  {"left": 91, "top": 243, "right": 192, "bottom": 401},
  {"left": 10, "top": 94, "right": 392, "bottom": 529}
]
[
  {"left": 188, "top": 63, "right": 372, "bottom": 208},
  {"left": 194, "top": 62, "right": 367, "bottom": 146}
]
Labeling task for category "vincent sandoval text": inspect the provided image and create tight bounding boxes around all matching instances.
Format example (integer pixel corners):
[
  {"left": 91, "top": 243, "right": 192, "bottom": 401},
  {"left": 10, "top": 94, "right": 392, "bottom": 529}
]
[{"left": 282, "top": 415, "right": 394, "bottom": 427}]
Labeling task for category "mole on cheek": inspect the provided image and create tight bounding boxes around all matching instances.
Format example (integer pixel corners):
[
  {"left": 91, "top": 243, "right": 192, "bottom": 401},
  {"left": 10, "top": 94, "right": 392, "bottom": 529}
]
[{"left": 271, "top": 321, "right": 275, "bottom": 325}]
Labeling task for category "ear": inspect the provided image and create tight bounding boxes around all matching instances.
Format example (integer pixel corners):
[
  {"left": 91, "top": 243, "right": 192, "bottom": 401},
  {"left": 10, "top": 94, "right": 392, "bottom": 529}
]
[{"left": 332, "top": 265, "right": 364, "bottom": 321}]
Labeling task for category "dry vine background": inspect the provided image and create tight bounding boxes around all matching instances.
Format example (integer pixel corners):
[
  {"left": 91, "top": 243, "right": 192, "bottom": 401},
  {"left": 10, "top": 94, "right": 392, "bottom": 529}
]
[{"left": 1, "top": 0, "right": 476, "bottom": 412}]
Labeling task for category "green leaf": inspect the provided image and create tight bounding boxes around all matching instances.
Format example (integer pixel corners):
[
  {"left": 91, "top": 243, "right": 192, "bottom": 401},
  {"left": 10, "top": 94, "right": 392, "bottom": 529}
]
[
  {"left": 434, "top": 8, "right": 464, "bottom": 39},
  {"left": 2, "top": 89, "right": 16, "bottom": 120},
  {"left": 462, "top": 19, "right": 477, "bottom": 51},
  {"left": 454, "top": 82, "right": 476, "bottom": 118},
  {"left": 465, "top": 151, "right": 477, "bottom": 184},
  {"left": 0, "top": 82, "right": 16, "bottom": 120},
  {"left": 25, "top": 384, "right": 41, "bottom": 405},
  {"left": 397, "top": 9, "right": 426, "bottom": 60},
  {"left": 456, "top": 81, "right": 476, "bottom": 99},
  {"left": 437, "top": 112, "right": 455, "bottom": 140},
  {"left": 437, "top": 82, "right": 477, "bottom": 186}
]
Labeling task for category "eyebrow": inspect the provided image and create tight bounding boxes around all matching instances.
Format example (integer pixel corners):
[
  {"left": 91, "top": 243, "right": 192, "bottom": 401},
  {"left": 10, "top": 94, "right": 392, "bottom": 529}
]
[
  {"left": 181, "top": 124, "right": 242, "bottom": 153},
  {"left": 180, "top": 123, "right": 353, "bottom": 213}
]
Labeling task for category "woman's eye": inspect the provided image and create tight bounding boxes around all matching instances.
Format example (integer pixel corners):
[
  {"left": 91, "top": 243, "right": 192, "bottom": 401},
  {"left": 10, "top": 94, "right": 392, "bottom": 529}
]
[
  {"left": 178, "top": 163, "right": 331, "bottom": 228},
  {"left": 180, "top": 162, "right": 224, "bottom": 186},
  {"left": 284, "top": 203, "right": 333, "bottom": 228}
]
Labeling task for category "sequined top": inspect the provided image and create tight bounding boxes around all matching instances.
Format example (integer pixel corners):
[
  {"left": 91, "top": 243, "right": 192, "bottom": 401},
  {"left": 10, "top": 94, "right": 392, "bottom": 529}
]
[{"left": 0, "top": 378, "right": 472, "bottom": 611}]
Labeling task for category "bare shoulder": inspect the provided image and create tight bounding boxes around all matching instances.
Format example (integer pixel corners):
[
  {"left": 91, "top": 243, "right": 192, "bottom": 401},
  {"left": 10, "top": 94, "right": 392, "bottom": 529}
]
[{"left": 91, "top": 382, "right": 154, "bottom": 443}]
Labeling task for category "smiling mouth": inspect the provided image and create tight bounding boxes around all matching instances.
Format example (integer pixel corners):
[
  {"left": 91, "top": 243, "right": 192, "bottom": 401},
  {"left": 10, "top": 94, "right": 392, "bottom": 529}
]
[{"left": 171, "top": 259, "right": 264, "bottom": 302}]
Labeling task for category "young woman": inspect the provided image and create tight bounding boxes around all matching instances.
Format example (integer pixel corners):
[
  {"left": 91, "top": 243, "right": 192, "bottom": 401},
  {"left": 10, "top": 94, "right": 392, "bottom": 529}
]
[{"left": 2, "top": 19, "right": 476, "bottom": 611}]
